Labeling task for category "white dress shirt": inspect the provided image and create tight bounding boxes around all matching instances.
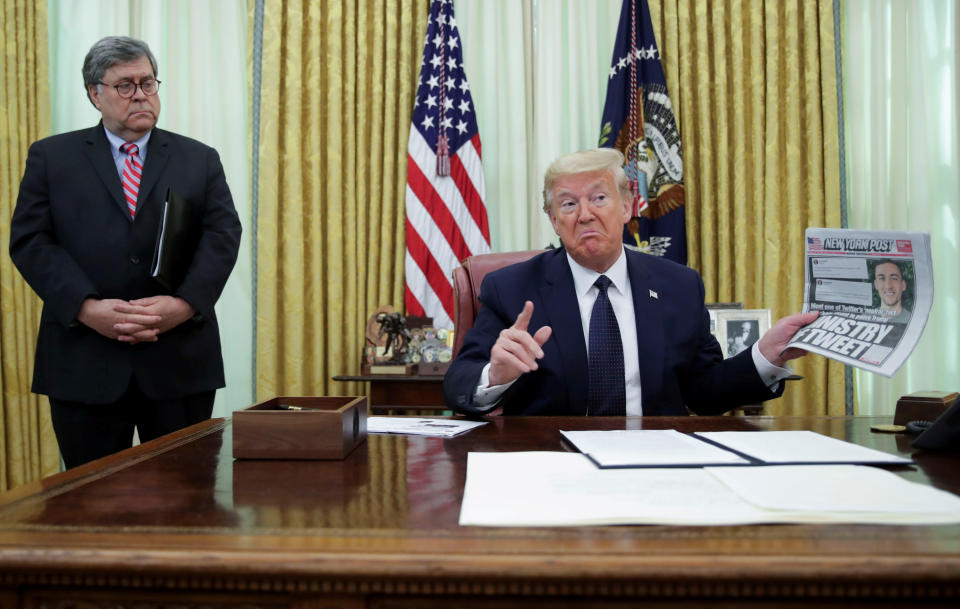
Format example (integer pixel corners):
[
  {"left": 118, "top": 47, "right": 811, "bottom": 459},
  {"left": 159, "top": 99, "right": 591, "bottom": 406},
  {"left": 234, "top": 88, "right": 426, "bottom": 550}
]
[{"left": 103, "top": 126, "right": 151, "bottom": 179}]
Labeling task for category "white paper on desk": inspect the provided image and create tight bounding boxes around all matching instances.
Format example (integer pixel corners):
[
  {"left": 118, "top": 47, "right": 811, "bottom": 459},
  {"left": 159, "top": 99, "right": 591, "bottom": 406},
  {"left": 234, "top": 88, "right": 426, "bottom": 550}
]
[
  {"left": 459, "top": 451, "right": 769, "bottom": 526},
  {"left": 707, "top": 465, "right": 960, "bottom": 516},
  {"left": 695, "top": 430, "right": 912, "bottom": 465},
  {"left": 561, "top": 429, "right": 750, "bottom": 467},
  {"left": 366, "top": 417, "right": 487, "bottom": 438},
  {"left": 458, "top": 452, "right": 960, "bottom": 526}
]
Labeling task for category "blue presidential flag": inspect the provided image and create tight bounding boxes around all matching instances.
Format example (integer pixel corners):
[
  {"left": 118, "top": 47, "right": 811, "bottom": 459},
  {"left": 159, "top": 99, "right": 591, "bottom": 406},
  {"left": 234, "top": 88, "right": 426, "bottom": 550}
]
[{"left": 599, "top": 0, "right": 686, "bottom": 264}]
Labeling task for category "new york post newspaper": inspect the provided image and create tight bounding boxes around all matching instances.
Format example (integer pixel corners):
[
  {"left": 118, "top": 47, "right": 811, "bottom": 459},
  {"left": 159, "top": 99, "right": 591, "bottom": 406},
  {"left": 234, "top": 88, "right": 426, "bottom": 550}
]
[{"left": 786, "top": 229, "right": 933, "bottom": 377}]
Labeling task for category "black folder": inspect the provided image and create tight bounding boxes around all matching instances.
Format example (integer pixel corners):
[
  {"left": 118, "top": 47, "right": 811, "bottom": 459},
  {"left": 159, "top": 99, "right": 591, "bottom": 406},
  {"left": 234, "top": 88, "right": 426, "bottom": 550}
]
[{"left": 150, "top": 187, "right": 201, "bottom": 291}]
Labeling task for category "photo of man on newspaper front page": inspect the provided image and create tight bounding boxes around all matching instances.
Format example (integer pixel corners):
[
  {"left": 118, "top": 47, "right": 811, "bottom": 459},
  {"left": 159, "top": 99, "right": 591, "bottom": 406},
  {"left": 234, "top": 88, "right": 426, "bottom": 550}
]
[{"left": 786, "top": 229, "right": 933, "bottom": 377}]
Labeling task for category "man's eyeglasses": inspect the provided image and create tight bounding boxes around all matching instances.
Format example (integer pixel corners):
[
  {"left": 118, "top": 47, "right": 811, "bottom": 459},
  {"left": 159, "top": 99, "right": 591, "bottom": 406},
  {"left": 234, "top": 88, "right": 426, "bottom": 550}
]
[{"left": 98, "top": 79, "right": 161, "bottom": 98}]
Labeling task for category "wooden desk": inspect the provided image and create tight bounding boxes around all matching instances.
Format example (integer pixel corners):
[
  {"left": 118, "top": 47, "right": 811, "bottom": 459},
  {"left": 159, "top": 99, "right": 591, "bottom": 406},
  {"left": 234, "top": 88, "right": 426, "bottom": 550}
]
[
  {"left": 332, "top": 374, "right": 447, "bottom": 414},
  {"left": 1, "top": 416, "right": 959, "bottom": 608}
]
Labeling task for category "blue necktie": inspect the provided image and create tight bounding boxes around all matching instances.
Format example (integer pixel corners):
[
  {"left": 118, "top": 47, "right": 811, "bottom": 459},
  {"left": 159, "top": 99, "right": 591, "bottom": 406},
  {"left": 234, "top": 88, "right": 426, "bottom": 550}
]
[{"left": 588, "top": 275, "right": 626, "bottom": 415}]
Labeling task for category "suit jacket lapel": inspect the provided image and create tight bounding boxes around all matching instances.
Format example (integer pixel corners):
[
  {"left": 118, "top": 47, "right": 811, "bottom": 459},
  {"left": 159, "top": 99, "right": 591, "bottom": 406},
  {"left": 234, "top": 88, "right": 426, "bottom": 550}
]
[
  {"left": 137, "top": 128, "right": 170, "bottom": 216},
  {"left": 627, "top": 251, "right": 666, "bottom": 414},
  {"left": 541, "top": 249, "right": 589, "bottom": 414},
  {"left": 83, "top": 124, "right": 127, "bottom": 217}
]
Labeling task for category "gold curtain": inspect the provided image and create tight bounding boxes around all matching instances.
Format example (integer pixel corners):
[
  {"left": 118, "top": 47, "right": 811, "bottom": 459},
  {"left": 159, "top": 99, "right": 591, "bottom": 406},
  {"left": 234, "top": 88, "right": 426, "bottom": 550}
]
[
  {"left": 652, "top": 0, "right": 845, "bottom": 415},
  {"left": 0, "top": 1, "right": 60, "bottom": 491},
  {"left": 254, "top": 0, "right": 428, "bottom": 398}
]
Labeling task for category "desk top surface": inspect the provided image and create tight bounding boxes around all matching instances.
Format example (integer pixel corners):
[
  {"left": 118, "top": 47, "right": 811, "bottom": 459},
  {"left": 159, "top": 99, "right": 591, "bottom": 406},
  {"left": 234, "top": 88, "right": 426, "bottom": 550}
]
[{"left": 1, "top": 415, "right": 958, "bottom": 598}]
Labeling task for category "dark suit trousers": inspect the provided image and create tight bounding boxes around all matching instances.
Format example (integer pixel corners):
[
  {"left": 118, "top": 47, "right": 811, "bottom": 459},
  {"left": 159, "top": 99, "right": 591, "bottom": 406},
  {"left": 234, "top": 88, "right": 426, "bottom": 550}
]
[{"left": 49, "top": 379, "right": 214, "bottom": 469}]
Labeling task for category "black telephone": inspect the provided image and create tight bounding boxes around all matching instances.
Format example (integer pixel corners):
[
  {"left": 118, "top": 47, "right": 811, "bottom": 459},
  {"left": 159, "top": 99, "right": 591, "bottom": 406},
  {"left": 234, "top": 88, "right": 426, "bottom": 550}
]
[{"left": 912, "top": 394, "right": 960, "bottom": 452}]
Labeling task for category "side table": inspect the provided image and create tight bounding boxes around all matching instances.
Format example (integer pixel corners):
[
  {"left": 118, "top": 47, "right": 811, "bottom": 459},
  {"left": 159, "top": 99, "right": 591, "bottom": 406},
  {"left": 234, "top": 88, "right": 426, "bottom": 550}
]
[{"left": 332, "top": 375, "right": 449, "bottom": 415}]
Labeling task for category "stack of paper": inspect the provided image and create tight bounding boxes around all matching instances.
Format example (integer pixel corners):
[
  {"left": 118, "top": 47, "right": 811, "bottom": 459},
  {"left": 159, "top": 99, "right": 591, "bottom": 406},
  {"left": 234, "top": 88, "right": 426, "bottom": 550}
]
[
  {"left": 458, "top": 451, "right": 960, "bottom": 526},
  {"left": 694, "top": 430, "right": 913, "bottom": 465},
  {"left": 367, "top": 417, "right": 487, "bottom": 438},
  {"left": 560, "top": 430, "right": 749, "bottom": 467},
  {"left": 561, "top": 429, "right": 912, "bottom": 468}
]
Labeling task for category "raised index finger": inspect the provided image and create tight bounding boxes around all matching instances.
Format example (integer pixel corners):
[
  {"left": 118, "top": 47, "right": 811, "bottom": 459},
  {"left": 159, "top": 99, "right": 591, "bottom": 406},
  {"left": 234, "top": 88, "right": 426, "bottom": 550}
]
[{"left": 511, "top": 301, "right": 535, "bottom": 332}]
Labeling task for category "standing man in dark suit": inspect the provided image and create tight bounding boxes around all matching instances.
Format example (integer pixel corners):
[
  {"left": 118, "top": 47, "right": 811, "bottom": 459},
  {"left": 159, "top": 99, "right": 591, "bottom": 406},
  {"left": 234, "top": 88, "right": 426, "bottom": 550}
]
[
  {"left": 444, "top": 148, "right": 816, "bottom": 416},
  {"left": 9, "top": 36, "right": 241, "bottom": 468}
]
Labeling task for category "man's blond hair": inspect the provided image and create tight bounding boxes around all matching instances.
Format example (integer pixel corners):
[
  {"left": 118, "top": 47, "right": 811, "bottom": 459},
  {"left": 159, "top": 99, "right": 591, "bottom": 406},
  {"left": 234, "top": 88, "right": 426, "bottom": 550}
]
[{"left": 542, "top": 148, "right": 632, "bottom": 211}]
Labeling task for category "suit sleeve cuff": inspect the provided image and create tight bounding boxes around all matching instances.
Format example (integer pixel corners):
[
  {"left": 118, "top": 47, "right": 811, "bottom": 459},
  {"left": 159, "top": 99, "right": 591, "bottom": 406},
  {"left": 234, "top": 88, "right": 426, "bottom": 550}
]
[
  {"left": 751, "top": 341, "right": 792, "bottom": 390},
  {"left": 473, "top": 363, "right": 517, "bottom": 406}
]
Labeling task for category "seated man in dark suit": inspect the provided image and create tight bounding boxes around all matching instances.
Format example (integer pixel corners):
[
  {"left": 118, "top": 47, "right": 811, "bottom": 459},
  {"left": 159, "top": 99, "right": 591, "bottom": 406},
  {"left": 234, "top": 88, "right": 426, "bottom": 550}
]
[{"left": 444, "top": 148, "right": 816, "bottom": 416}]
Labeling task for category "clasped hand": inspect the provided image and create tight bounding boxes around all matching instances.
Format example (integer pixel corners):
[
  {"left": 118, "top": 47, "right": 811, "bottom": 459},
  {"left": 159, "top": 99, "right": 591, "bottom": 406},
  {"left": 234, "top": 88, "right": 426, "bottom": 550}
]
[
  {"left": 489, "top": 301, "right": 553, "bottom": 387},
  {"left": 78, "top": 296, "right": 196, "bottom": 344}
]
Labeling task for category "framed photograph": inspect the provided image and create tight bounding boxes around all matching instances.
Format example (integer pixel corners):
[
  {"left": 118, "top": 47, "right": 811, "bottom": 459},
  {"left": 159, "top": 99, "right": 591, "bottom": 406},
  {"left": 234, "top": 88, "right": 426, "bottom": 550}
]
[
  {"left": 716, "top": 309, "right": 771, "bottom": 359},
  {"left": 705, "top": 302, "right": 743, "bottom": 339}
]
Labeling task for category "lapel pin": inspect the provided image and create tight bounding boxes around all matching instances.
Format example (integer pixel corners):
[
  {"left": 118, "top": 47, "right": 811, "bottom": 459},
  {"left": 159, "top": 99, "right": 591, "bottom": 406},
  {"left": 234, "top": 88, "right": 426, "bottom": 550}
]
[{"left": 649, "top": 289, "right": 658, "bottom": 299}]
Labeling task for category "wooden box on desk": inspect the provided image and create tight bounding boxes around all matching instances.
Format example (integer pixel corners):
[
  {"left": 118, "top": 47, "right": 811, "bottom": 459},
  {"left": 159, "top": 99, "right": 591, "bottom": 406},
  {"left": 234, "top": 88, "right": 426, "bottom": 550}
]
[
  {"left": 233, "top": 396, "right": 367, "bottom": 460},
  {"left": 894, "top": 391, "right": 959, "bottom": 425}
]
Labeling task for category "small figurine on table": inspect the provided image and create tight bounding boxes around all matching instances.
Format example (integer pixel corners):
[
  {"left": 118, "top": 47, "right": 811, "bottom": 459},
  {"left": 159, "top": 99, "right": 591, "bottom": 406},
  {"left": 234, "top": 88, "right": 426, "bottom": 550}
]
[{"left": 375, "top": 312, "right": 412, "bottom": 364}]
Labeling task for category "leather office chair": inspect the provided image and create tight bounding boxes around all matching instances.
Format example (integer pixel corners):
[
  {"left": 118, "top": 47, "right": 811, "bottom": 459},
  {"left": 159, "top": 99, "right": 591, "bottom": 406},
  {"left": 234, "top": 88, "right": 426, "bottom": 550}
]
[{"left": 451, "top": 250, "right": 544, "bottom": 357}]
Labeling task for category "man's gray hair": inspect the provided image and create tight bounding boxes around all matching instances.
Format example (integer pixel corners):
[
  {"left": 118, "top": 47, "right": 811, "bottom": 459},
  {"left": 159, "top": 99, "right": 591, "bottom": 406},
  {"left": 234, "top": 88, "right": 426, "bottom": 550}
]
[
  {"left": 82, "top": 36, "right": 158, "bottom": 106},
  {"left": 542, "top": 148, "right": 632, "bottom": 211}
]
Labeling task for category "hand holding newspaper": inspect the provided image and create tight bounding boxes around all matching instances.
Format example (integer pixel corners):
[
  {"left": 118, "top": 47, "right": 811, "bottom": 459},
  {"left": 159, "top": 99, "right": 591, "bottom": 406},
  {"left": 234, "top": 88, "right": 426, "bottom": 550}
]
[{"left": 785, "top": 229, "right": 933, "bottom": 377}]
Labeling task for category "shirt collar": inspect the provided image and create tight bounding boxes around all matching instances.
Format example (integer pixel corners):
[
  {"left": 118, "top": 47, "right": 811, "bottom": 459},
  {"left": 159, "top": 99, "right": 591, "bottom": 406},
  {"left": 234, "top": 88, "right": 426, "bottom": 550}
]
[
  {"left": 565, "top": 247, "right": 628, "bottom": 297},
  {"left": 103, "top": 125, "right": 151, "bottom": 159}
]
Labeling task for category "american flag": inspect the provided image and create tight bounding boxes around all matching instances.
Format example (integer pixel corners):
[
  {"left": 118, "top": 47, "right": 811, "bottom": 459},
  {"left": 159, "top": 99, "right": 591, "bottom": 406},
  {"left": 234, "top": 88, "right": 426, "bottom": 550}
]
[{"left": 405, "top": 0, "right": 490, "bottom": 329}]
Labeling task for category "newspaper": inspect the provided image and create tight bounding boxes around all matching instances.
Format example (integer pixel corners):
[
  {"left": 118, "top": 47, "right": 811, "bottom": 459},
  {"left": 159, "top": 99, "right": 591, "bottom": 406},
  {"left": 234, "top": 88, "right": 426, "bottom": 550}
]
[{"left": 785, "top": 229, "right": 933, "bottom": 377}]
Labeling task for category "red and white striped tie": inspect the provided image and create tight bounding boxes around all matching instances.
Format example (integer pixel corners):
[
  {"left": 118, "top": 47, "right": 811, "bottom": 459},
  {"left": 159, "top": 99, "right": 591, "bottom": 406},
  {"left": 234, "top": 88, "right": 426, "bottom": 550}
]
[{"left": 120, "top": 142, "right": 142, "bottom": 217}]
